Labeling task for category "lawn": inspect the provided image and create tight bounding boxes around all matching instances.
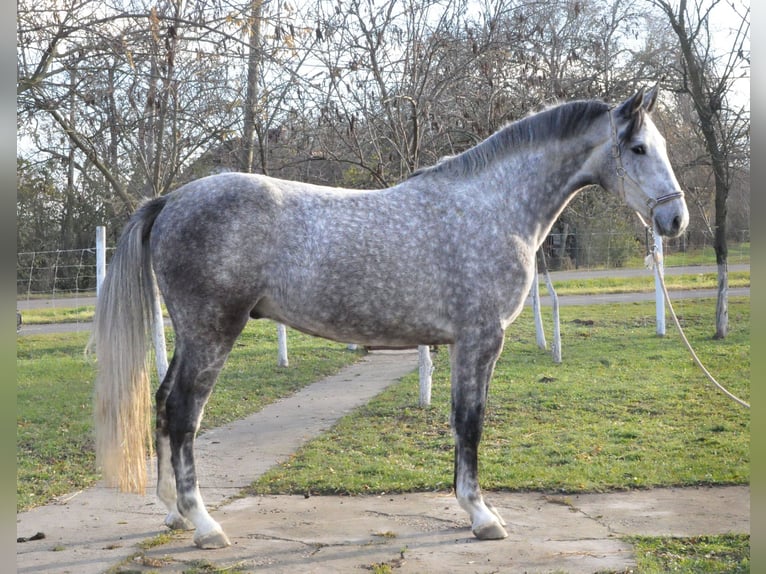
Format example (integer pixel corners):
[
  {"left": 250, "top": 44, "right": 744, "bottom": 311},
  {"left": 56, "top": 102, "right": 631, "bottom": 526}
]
[{"left": 250, "top": 298, "right": 750, "bottom": 496}]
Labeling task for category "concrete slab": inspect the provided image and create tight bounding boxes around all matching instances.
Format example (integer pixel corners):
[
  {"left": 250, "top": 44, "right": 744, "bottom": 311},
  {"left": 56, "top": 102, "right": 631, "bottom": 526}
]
[{"left": 112, "top": 487, "right": 749, "bottom": 574}]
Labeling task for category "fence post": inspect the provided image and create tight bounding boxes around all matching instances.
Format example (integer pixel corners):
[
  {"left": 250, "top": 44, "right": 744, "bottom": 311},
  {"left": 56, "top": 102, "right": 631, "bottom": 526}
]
[
  {"left": 531, "top": 256, "right": 546, "bottom": 350},
  {"left": 153, "top": 280, "right": 169, "bottom": 382},
  {"left": 654, "top": 230, "right": 665, "bottom": 336},
  {"left": 96, "top": 226, "right": 106, "bottom": 297},
  {"left": 418, "top": 345, "right": 433, "bottom": 407},
  {"left": 277, "top": 323, "right": 289, "bottom": 367}
]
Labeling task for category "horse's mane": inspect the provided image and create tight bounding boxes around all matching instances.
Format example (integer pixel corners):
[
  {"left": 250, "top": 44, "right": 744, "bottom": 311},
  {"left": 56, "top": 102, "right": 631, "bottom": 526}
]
[{"left": 411, "top": 99, "right": 612, "bottom": 179}]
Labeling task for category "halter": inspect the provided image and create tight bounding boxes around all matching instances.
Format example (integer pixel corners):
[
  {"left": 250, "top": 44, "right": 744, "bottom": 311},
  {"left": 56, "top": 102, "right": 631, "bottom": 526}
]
[{"left": 608, "top": 108, "right": 684, "bottom": 228}]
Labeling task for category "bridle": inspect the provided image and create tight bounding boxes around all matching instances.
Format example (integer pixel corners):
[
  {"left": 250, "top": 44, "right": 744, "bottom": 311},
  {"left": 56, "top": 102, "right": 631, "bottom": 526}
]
[{"left": 608, "top": 108, "right": 684, "bottom": 228}]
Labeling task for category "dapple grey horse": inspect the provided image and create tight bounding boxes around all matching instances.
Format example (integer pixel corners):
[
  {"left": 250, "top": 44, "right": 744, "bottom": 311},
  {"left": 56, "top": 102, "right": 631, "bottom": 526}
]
[{"left": 92, "top": 87, "right": 688, "bottom": 548}]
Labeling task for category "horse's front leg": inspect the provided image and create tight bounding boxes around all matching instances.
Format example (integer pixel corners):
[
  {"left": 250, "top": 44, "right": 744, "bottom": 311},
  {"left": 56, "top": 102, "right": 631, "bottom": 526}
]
[{"left": 450, "top": 326, "right": 508, "bottom": 540}]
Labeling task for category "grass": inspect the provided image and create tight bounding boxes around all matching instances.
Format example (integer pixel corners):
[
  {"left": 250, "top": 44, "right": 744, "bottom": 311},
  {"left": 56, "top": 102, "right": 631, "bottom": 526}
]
[
  {"left": 625, "top": 242, "right": 750, "bottom": 268},
  {"left": 16, "top": 332, "right": 101, "bottom": 509},
  {"left": 16, "top": 321, "right": 363, "bottom": 511},
  {"left": 541, "top": 270, "right": 749, "bottom": 296},
  {"left": 250, "top": 298, "right": 749, "bottom": 496},
  {"left": 20, "top": 305, "right": 98, "bottom": 325},
  {"left": 630, "top": 534, "right": 750, "bottom": 573}
]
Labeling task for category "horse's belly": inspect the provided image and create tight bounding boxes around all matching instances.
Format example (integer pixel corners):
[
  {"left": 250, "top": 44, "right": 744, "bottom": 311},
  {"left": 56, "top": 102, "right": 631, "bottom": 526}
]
[{"left": 251, "top": 296, "right": 454, "bottom": 347}]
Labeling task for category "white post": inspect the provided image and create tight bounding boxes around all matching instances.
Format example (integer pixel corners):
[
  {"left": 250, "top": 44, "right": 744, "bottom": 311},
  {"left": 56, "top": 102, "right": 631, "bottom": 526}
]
[
  {"left": 152, "top": 280, "right": 169, "bottom": 382},
  {"left": 653, "top": 230, "right": 665, "bottom": 336},
  {"left": 542, "top": 268, "right": 562, "bottom": 364},
  {"left": 418, "top": 345, "right": 433, "bottom": 407},
  {"left": 531, "top": 258, "right": 547, "bottom": 350},
  {"left": 95, "top": 226, "right": 106, "bottom": 297},
  {"left": 277, "top": 323, "right": 289, "bottom": 367}
]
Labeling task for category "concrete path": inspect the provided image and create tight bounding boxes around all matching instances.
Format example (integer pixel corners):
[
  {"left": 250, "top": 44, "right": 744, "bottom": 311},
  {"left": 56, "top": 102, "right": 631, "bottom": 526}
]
[{"left": 16, "top": 347, "right": 749, "bottom": 574}]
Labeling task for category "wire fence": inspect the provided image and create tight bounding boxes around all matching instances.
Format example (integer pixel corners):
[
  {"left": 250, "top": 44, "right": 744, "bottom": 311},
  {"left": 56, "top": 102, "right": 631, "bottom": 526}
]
[{"left": 16, "top": 247, "right": 114, "bottom": 301}]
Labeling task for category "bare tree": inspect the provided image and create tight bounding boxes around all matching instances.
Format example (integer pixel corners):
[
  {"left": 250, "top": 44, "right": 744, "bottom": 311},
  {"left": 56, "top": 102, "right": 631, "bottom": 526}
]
[
  {"left": 18, "top": 0, "right": 247, "bottom": 221},
  {"left": 648, "top": 0, "right": 749, "bottom": 338}
]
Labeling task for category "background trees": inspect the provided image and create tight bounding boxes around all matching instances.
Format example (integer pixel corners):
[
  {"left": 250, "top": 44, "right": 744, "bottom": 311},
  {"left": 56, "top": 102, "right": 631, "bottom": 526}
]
[{"left": 17, "top": 0, "right": 749, "bottom": 277}]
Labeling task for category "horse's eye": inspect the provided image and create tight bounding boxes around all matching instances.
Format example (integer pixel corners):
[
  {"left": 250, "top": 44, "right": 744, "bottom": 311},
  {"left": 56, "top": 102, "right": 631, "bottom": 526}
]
[{"left": 632, "top": 144, "right": 646, "bottom": 155}]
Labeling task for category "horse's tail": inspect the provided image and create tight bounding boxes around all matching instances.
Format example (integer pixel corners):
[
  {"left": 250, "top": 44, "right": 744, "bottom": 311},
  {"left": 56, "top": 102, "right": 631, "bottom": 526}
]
[{"left": 89, "top": 196, "right": 168, "bottom": 494}]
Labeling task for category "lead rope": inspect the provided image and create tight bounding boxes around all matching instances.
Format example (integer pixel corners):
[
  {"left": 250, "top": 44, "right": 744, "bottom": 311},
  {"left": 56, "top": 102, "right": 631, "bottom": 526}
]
[{"left": 649, "top": 243, "right": 750, "bottom": 409}]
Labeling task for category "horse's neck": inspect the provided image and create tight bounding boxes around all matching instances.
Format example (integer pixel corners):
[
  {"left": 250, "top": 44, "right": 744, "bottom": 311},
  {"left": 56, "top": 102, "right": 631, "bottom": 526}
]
[{"left": 493, "top": 138, "right": 603, "bottom": 249}]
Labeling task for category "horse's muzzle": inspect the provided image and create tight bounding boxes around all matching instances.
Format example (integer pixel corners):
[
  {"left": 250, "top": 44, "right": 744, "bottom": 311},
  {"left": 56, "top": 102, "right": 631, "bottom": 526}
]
[{"left": 653, "top": 197, "right": 689, "bottom": 238}]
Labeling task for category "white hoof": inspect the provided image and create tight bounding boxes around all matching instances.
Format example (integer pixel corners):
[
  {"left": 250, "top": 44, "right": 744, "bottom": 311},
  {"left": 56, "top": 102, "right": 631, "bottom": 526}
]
[
  {"left": 472, "top": 519, "right": 508, "bottom": 540},
  {"left": 486, "top": 501, "right": 507, "bottom": 526},
  {"left": 194, "top": 527, "right": 231, "bottom": 549},
  {"left": 164, "top": 512, "right": 194, "bottom": 531}
]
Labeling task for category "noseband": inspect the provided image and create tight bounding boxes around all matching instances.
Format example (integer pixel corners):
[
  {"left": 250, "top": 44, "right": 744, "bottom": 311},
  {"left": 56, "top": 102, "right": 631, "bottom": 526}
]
[{"left": 608, "top": 109, "right": 684, "bottom": 226}]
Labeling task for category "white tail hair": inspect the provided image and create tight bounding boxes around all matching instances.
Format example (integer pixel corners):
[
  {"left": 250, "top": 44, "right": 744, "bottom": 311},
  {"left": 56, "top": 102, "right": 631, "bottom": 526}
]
[{"left": 89, "top": 198, "right": 166, "bottom": 494}]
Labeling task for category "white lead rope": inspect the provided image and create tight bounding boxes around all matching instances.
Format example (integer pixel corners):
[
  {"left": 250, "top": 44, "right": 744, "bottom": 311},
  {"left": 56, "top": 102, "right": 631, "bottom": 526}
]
[{"left": 651, "top": 249, "right": 750, "bottom": 409}]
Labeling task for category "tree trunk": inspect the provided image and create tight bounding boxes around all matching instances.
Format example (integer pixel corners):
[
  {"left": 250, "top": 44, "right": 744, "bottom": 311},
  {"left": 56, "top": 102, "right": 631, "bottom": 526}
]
[
  {"left": 242, "top": 0, "right": 264, "bottom": 174},
  {"left": 715, "top": 262, "right": 728, "bottom": 339},
  {"left": 713, "top": 170, "right": 729, "bottom": 339}
]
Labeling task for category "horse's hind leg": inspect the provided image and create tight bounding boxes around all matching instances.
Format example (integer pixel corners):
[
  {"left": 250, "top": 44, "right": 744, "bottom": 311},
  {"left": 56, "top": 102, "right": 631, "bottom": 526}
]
[
  {"left": 156, "top": 316, "right": 248, "bottom": 548},
  {"left": 451, "top": 325, "right": 508, "bottom": 540},
  {"left": 155, "top": 355, "right": 195, "bottom": 531}
]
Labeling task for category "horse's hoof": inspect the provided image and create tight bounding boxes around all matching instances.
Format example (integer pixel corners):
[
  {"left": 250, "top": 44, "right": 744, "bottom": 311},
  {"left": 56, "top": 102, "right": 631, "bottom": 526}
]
[
  {"left": 473, "top": 520, "right": 508, "bottom": 540},
  {"left": 164, "top": 512, "right": 194, "bottom": 531},
  {"left": 486, "top": 502, "right": 507, "bottom": 527},
  {"left": 194, "top": 529, "right": 231, "bottom": 549}
]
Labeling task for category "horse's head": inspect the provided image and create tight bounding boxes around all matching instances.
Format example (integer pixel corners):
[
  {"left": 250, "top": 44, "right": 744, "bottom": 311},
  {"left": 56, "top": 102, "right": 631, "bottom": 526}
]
[{"left": 605, "top": 86, "right": 689, "bottom": 238}]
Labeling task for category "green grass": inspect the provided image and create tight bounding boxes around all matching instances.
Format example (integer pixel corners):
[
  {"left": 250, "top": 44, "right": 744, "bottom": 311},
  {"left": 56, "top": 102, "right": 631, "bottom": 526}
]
[
  {"left": 630, "top": 534, "right": 750, "bottom": 573},
  {"left": 19, "top": 305, "right": 99, "bottom": 325},
  {"left": 250, "top": 298, "right": 749, "bottom": 496},
  {"left": 543, "top": 270, "right": 749, "bottom": 296},
  {"left": 16, "top": 321, "right": 362, "bottom": 511},
  {"left": 17, "top": 332, "right": 101, "bottom": 509},
  {"left": 625, "top": 242, "right": 750, "bottom": 268}
]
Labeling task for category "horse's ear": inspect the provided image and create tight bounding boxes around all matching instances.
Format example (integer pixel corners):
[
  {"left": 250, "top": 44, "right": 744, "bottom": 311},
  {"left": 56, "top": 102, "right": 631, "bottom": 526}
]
[
  {"left": 616, "top": 87, "right": 645, "bottom": 119},
  {"left": 643, "top": 84, "right": 659, "bottom": 113}
]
